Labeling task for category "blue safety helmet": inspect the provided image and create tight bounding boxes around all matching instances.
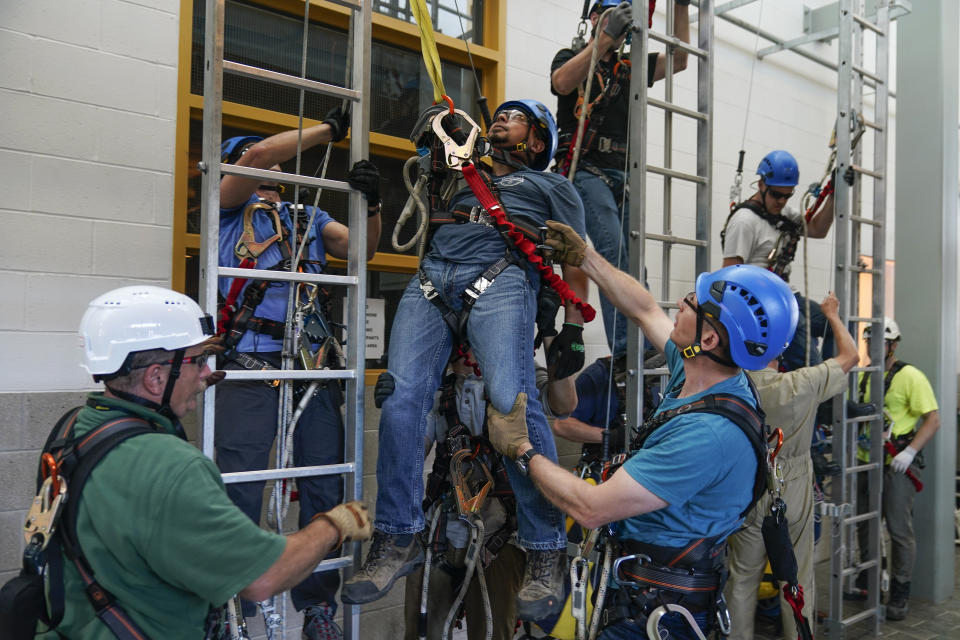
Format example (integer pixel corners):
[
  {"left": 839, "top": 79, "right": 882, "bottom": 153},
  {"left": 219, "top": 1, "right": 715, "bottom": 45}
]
[
  {"left": 221, "top": 135, "right": 263, "bottom": 165},
  {"left": 694, "top": 264, "right": 799, "bottom": 370},
  {"left": 592, "top": 0, "right": 630, "bottom": 12},
  {"left": 756, "top": 150, "right": 799, "bottom": 188},
  {"left": 493, "top": 99, "right": 559, "bottom": 171}
]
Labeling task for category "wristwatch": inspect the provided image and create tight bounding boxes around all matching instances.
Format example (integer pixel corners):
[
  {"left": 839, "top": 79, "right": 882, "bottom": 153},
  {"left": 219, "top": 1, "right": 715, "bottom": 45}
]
[{"left": 515, "top": 449, "right": 541, "bottom": 477}]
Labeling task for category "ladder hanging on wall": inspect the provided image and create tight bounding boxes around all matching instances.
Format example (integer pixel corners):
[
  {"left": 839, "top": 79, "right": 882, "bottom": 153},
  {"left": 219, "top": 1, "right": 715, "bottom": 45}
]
[
  {"left": 197, "top": 1, "right": 371, "bottom": 638},
  {"left": 823, "top": 0, "right": 891, "bottom": 636},
  {"left": 626, "top": 0, "right": 714, "bottom": 430}
]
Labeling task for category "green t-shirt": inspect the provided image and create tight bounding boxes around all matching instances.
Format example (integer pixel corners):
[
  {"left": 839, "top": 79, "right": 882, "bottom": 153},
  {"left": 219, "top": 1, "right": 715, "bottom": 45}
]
[
  {"left": 38, "top": 394, "right": 285, "bottom": 639},
  {"left": 857, "top": 363, "right": 938, "bottom": 461}
]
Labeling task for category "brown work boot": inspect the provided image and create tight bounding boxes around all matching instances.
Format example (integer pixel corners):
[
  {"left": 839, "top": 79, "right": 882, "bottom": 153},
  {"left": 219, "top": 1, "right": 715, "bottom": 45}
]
[
  {"left": 516, "top": 548, "right": 567, "bottom": 621},
  {"left": 341, "top": 530, "right": 424, "bottom": 605}
]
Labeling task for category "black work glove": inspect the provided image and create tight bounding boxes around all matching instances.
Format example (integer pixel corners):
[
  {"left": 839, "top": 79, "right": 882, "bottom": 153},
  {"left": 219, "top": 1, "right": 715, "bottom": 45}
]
[
  {"left": 374, "top": 371, "right": 394, "bottom": 409},
  {"left": 603, "top": 2, "right": 633, "bottom": 40},
  {"left": 547, "top": 323, "right": 585, "bottom": 380},
  {"left": 348, "top": 159, "right": 381, "bottom": 207},
  {"left": 534, "top": 288, "right": 562, "bottom": 349},
  {"left": 323, "top": 104, "right": 351, "bottom": 143}
]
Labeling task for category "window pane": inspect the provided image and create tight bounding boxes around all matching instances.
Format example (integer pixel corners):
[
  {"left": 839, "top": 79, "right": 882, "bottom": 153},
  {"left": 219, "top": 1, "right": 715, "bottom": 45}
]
[
  {"left": 191, "top": 1, "right": 482, "bottom": 136},
  {"left": 373, "top": 0, "right": 483, "bottom": 44}
]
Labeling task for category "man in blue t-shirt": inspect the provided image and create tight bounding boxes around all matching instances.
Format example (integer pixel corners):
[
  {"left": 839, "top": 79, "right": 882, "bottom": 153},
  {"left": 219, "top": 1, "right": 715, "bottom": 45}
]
[
  {"left": 216, "top": 110, "right": 382, "bottom": 639},
  {"left": 343, "top": 99, "right": 590, "bottom": 623},
  {"left": 486, "top": 223, "right": 799, "bottom": 639}
]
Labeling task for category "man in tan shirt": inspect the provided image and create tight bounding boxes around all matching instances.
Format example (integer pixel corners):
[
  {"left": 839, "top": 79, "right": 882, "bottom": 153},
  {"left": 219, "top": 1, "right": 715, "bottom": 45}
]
[{"left": 725, "top": 292, "right": 859, "bottom": 639}]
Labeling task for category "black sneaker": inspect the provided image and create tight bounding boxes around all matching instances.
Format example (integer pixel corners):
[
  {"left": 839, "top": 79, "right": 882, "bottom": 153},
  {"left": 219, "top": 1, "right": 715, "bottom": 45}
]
[
  {"left": 301, "top": 603, "right": 341, "bottom": 640},
  {"left": 886, "top": 580, "right": 910, "bottom": 621},
  {"left": 516, "top": 549, "right": 567, "bottom": 620},
  {"left": 341, "top": 530, "right": 424, "bottom": 605}
]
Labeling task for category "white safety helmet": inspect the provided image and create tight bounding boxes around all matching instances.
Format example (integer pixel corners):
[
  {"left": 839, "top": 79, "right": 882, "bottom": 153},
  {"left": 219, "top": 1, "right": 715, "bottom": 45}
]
[
  {"left": 80, "top": 286, "right": 214, "bottom": 380},
  {"left": 862, "top": 316, "right": 901, "bottom": 342}
]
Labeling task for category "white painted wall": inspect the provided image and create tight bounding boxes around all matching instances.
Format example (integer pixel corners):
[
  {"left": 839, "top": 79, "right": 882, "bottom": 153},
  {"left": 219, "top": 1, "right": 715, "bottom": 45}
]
[
  {"left": 507, "top": 0, "right": 898, "bottom": 364},
  {"left": 0, "top": 0, "right": 180, "bottom": 392}
]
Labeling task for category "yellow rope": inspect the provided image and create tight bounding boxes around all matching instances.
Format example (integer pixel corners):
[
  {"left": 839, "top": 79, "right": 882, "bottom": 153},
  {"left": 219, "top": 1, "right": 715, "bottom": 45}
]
[{"left": 410, "top": 0, "right": 447, "bottom": 103}]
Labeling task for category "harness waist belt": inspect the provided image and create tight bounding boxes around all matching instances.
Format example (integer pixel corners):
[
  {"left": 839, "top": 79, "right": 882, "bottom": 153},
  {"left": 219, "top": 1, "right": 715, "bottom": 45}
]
[
  {"left": 245, "top": 316, "right": 286, "bottom": 339},
  {"left": 430, "top": 205, "right": 543, "bottom": 244}
]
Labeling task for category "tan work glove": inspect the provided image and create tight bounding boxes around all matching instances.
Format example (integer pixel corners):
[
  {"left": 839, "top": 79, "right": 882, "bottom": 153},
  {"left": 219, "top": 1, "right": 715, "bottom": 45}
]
[
  {"left": 544, "top": 220, "right": 587, "bottom": 267},
  {"left": 316, "top": 501, "right": 372, "bottom": 548},
  {"left": 485, "top": 392, "right": 529, "bottom": 460}
]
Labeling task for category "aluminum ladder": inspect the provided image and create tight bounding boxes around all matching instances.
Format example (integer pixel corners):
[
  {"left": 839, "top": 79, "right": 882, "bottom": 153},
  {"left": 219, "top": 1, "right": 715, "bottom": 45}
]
[{"left": 197, "top": 1, "right": 371, "bottom": 638}]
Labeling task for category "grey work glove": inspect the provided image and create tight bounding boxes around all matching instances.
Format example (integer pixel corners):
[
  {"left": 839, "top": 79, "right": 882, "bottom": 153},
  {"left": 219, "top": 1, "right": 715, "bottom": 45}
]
[
  {"left": 323, "top": 104, "right": 351, "bottom": 143},
  {"left": 315, "top": 501, "right": 372, "bottom": 548},
  {"left": 485, "top": 392, "right": 529, "bottom": 460},
  {"left": 544, "top": 220, "right": 587, "bottom": 267},
  {"left": 603, "top": 2, "right": 633, "bottom": 40}
]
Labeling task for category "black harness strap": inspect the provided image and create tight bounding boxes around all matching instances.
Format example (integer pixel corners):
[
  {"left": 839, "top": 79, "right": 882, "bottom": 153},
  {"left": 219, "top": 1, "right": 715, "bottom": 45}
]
[
  {"left": 858, "top": 359, "right": 906, "bottom": 403},
  {"left": 632, "top": 391, "right": 770, "bottom": 519},
  {"left": 720, "top": 200, "right": 803, "bottom": 278},
  {"left": 430, "top": 204, "right": 544, "bottom": 244}
]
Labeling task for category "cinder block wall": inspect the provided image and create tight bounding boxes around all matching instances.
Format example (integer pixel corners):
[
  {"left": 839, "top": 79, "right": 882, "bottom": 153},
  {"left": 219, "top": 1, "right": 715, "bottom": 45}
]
[{"left": 0, "top": 0, "right": 179, "bottom": 582}]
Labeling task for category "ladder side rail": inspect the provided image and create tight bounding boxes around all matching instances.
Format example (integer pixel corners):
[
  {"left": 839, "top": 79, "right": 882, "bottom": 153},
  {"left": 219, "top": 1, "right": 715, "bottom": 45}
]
[
  {"left": 200, "top": 0, "right": 227, "bottom": 460},
  {"left": 625, "top": 0, "right": 652, "bottom": 448},
  {"left": 695, "top": 0, "right": 713, "bottom": 277},
  {"left": 827, "top": 0, "right": 856, "bottom": 631},
  {"left": 661, "top": 0, "right": 676, "bottom": 311},
  {"left": 343, "top": 3, "right": 371, "bottom": 640}
]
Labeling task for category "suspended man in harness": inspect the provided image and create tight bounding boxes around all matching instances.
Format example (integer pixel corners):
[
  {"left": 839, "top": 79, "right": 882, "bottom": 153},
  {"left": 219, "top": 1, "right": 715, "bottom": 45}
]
[
  {"left": 551, "top": 0, "right": 692, "bottom": 358},
  {"left": 725, "top": 291, "right": 861, "bottom": 640},
  {"left": 721, "top": 150, "right": 852, "bottom": 371},
  {"left": 8, "top": 286, "right": 370, "bottom": 640},
  {"left": 854, "top": 317, "right": 940, "bottom": 621},
  {"left": 216, "top": 110, "right": 382, "bottom": 639},
  {"left": 488, "top": 221, "right": 801, "bottom": 639},
  {"left": 343, "top": 98, "right": 592, "bottom": 623}
]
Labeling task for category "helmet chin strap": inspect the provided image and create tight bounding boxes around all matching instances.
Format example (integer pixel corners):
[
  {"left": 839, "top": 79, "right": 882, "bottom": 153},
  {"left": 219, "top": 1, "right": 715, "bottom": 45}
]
[
  {"left": 104, "top": 348, "right": 188, "bottom": 439},
  {"left": 679, "top": 308, "right": 737, "bottom": 369}
]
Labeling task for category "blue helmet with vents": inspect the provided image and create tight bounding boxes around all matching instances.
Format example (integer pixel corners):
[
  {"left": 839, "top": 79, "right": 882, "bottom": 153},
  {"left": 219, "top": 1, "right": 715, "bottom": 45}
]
[
  {"left": 221, "top": 136, "right": 263, "bottom": 165},
  {"left": 493, "top": 99, "right": 558, "bottom": 170},
  {"left": 756, "top": 150, "right": 799, "bottom": 187},
  {"left": 695, "top": 264, "right": 798, "bottom": 370}
]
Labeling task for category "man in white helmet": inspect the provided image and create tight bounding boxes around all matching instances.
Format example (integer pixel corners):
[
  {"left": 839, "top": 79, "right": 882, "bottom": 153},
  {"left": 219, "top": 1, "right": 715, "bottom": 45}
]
[
  {"left": 30, "top": 285, "right": 371, "bottom": 639},
  {"left": 854, "top": 317, "right": 940, "bottom": 621}
]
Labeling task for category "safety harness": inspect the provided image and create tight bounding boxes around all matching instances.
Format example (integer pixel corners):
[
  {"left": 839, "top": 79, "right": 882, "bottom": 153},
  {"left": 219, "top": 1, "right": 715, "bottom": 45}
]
[
  {"left": 1, "top": 402, "right": 159, "bottom": 640},
  {"left": 720, "top": 200, "right": 805, "bottom": 279}
]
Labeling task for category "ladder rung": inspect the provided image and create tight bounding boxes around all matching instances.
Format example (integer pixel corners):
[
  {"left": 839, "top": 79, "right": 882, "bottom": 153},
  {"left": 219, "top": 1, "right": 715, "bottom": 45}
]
[
  {"left": 850, "top": 215, "right": 882, "bottom": 228},
  {"left": 844, "top": 510, "right": 880, "bottom": 525},
  {"left": 853, "top": 13, "right": 885, "bottom": 36},
  {"left": 845, "top": 461, "right": 881, "bottom": 473},
  {"left": 218, "top": 267, "right": 359, "bottom": 287},
  {"left": 842, "top": 559, "right": 879, "bottom": 577},
  {"left": 851, "top": 163, "right": 883, "bottom": 180},
  {"left": 862, "top": 118, "right": 884, "bottom": 132},
  {"left": 848, "top": 319, "right": 882, "bottom": 327},
  {"left": 839, "top": 606, "right": 883, "bottom": 626},
  {"left": 224, "top": 369, "right": 357, "bottom": 382},
  {"left": 314, "top": 556, "right": 353, "bottom": 574},
  {"left": 224, "top": 61, "right": 362, "bottom": 102},
  {"left": 220, "top": 164, "right": 355, "bottom": 194},
  {"left": 645, "top": 232, "right": 708, "bottom": 248},
  {"left": 648, "top": 30, "right": 710, "bottom": 59},
  {"left": 647, "top": 97, "right": 708, "bottom": 122},
  {"left": 852, "top": 64, "right": 884, "bottom": 85},
  {"left": 849, "top": 264, "right": 882, "bottom": 275},
  {"left": 645, "top": 165, "right": 707, "bottom": 185},
  {"left": 222, "top": 462, "right": 356, "bottom": 484},
  {"left": 643, "top": 367, "right": 669, "bottom": 376},
  {"left": 843, "top": 414, "right": 882, "bottom": 424}
]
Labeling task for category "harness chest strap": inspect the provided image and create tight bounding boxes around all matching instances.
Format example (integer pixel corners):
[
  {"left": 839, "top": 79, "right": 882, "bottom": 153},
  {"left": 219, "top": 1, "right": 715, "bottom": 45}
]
[{"left": 459, "top": 162, "right": 596, "bottom": 322}]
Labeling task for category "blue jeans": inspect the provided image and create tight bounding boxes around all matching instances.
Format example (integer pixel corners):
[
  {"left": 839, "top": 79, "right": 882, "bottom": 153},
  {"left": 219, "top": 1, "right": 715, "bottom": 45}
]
[
  {"left": 574, "top": 167, "right": 629, "bottom": 358},
  {"left": 376, "top": 258, "right": 566, "bottom": 549},
  {"left": 598, "top": 610, "right": 709, "bottom": 640},
  {"left": 216, "top": 357, "right": 344, "bottom": 612},
  {"left": 780, "top": 293, "right": 829, "bottom": 371}
]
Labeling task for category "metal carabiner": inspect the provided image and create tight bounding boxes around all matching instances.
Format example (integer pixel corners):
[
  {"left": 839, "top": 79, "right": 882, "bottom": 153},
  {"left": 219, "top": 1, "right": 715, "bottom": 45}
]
[
  {"left": 24, "top": 474, "right": 68, "bottom": 550},
  {"left": 611, "top": 553, "right": 651, "bottom": 588},
  {"left": 430, "top": 108, "right": 481, "bottom": 170}
]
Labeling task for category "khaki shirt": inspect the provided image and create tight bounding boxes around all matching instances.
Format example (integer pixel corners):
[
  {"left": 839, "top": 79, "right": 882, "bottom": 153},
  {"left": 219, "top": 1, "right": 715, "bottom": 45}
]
[{"left": 748, "top": 359, "right": 847, "bottom": 460}]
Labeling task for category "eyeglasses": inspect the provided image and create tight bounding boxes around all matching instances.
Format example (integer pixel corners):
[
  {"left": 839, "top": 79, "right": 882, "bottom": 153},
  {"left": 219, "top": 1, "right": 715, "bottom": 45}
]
[
  {"left": 495, "top": 109, "right": 529, "bottom": 124},
  {"left": 767, "top": 188, "right": 794, "bottom": 201},
  {"left": 132, "top": 349, "right": 214, "bottom": 372}
]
